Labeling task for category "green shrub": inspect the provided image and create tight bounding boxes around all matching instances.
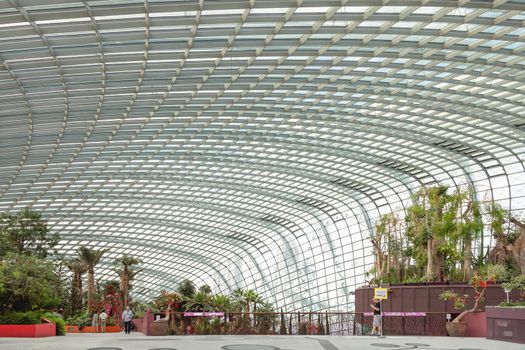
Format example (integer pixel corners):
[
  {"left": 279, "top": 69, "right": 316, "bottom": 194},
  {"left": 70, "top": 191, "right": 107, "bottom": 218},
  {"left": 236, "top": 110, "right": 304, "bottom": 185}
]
[
  {"left": 65, "top": 314, "right": 91, "bottom": 327},
  {"left": 44, "top": 313, "right": 65, "bottom": 336},
  {"left": 0, "top": 253, "right": 61, "bottom": 312},
  {"left": 51, "top": 317, "right": 65, "bottom": 336},
  {"left": 0, "top": 311, "right": 42, "bottom": 324},
  {"left": 499, "top": 301, "right": 525, "bottom": 307}
]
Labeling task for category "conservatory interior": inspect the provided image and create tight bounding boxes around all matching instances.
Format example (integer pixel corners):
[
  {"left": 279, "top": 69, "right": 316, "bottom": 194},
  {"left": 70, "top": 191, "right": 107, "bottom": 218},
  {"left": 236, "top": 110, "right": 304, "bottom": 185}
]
[{"left": 0, "top": 0, "right": 524, "bottom": 349}]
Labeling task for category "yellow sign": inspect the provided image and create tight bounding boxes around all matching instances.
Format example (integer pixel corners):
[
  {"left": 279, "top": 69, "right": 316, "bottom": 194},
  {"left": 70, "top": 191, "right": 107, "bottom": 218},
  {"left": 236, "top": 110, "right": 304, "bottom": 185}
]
[{"left": 374, "top": 288, "right": 388, "bottom": 300}]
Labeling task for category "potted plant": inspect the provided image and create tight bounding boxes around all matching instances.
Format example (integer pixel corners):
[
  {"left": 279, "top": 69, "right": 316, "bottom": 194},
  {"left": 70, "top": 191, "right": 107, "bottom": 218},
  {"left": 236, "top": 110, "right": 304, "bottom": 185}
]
[{"left": 440, "top": 264, "right": 506, "bottom": 336}]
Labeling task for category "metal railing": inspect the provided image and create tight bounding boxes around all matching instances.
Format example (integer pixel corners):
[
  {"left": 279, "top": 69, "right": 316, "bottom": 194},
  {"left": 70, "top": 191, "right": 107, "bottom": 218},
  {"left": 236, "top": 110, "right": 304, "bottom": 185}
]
[{"left": 155, "top": 311, "right": 449, "bottom": 336}]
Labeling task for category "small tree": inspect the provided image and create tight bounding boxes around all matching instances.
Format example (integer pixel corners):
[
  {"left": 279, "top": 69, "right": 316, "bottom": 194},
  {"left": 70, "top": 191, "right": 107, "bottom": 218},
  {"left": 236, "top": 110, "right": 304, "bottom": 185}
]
[
  {"left": 177, "top": 279, "right": 196, "bottom": 299},
  {"left": 440, "top": 264, "right": 507, "bottom": 323},
  {"left": 0, "top": 253, "right": 61, "bottom": 312},
  {"left": 501, "top": 275, "right": 525, "bottom": 304},
  {"left": 0, "top": 208, "right": 59, "bottom": 258}
]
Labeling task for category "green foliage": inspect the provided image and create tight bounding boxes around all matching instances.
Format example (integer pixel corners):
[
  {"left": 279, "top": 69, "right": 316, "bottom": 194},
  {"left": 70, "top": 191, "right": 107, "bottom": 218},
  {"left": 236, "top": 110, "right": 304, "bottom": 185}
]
[
  {"left": 77, "top": 246, "right": 105, "bottom": 270},
  {"left": 184, "top": 291, "right": 211, "bottom": 311},
  {"left": 0, "top": 208, "right": 59, "bottom": 258},
  {"left": 0, "top": 253, "right": 61, "bottom": 312},
  {"left": 199, "top": 284, "right": 212, "bottom": 294},
  {"left": 486, "top": 201, "right": 506, "bottom": 240},
  {"left": 501, "top": 275, "right": 525, "bottom": 300},
  {"left": 211, "top": 294, "right": 231, "bottom": 312},
  {"left": 0, "top": 311, "right": 42, "bottom": 324},
  {"left": 152, "top": 291, "right": 183, "bottom": 312},
  {"left": 498, "top": 301, "right": 525, "bottom": 307},
  {"left": 176, "top": 279, "right": 196, "bottom": 299},
  {"left": 439, "top": 290, "right": 466, "bottom": 310},
  {"left": 65, "top": 313, "right": 91, "bottom": 327},
  {"left": 45, "top": 314, "right": 65, "bottom": 336}
]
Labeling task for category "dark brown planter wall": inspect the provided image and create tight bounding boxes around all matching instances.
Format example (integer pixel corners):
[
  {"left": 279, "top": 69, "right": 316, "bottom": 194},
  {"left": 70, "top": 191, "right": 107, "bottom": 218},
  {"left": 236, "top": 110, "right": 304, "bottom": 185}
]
[
  {"left": 355, "top": 283, "right": 520, "bottom": 313},
  {"left": 354, "top": 283, "right": 521, "bottom": 336},
  {"left": 486, "top": 306, "right": 525, "bottom": 344}
]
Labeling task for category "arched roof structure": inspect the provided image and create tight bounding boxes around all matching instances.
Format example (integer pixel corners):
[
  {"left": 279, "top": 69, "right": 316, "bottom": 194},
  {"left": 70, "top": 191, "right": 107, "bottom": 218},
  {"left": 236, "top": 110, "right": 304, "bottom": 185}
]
[{"left": 0, "top": 0, "right": 524, "bottom": 310}]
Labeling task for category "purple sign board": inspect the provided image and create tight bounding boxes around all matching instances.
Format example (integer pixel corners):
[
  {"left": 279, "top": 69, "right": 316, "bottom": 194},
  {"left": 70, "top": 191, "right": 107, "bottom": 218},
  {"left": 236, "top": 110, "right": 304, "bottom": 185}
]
[
  {"left": 183, "top": 312, "right": 225, "bottom": 317},
  {"left": 363, "top": 312, "right": 426, "bottom": 317}
]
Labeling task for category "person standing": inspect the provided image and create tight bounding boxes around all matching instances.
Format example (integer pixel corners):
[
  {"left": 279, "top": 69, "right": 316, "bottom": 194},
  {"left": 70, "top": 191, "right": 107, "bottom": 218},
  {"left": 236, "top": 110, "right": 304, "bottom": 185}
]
[
  {"left": 99, "top": 310, "right": 108, "bottom": 333},
  {"left": 91, "top": 311, "right": 99, "bottom": 333},
  {"left": 122, "top": 306, "right": 134, "bottom": 334},
  {"left": 370, "top": 297, "right": 381, "bottom": 336}
]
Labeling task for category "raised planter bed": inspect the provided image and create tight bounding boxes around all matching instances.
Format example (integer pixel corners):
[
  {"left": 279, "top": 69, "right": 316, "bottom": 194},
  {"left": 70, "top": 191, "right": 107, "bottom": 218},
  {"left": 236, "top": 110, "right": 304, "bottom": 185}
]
[
  {"left": 486, "top": 306, "right": 525, "bottom": 344},
  {"left": 355, "top": 283, "right": 520, "bottom": 336},
  {"left": 0, "top": 323, "right": 56, "bottom": 337},
  {"left": 65, "top": 325, "right": 121, "bottom": 333}
]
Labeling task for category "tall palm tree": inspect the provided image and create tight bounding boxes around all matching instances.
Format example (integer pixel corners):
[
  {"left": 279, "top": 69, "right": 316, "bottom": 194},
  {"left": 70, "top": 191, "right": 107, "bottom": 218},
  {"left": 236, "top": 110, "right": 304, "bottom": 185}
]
[
  {"left": 113, "top": 254, "right": 142, "bottom": 307},
  {"left": 66, "top": 258, "right": 87, "bottom": 314},
  {"left": 244, "top": 289, "right": 259, "bottom": 314},
  {"left": 77, "top": 246, "right": 106, "bottom": 311},
  {"left": 211, "top": 294, "right": 231, "bottom": 312}
]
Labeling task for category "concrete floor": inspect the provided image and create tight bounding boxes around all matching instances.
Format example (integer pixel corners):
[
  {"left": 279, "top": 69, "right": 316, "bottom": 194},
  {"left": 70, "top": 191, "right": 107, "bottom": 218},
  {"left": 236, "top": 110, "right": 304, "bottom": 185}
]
[{"left": 0, "top": 333, "right": 522, "bottom": 350}]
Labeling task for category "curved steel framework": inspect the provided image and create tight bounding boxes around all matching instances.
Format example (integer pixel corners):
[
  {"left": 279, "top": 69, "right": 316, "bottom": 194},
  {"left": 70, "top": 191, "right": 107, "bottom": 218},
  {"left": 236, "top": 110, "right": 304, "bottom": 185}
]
[{"left": 0, "top": 0, "right": 524, "bottom": 311}]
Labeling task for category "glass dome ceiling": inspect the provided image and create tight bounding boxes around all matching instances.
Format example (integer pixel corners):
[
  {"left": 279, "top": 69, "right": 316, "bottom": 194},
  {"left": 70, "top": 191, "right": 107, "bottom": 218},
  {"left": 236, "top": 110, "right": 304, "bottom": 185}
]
[{"left": 0, "top": 0, "right": 524, "bottom": 310}]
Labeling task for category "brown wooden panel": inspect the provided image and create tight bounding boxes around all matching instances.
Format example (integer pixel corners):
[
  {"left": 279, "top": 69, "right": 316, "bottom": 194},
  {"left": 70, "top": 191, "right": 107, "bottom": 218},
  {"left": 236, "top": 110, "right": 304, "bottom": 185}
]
[{"left": 401, "top": 288, "right": 415, "bottom": 312}]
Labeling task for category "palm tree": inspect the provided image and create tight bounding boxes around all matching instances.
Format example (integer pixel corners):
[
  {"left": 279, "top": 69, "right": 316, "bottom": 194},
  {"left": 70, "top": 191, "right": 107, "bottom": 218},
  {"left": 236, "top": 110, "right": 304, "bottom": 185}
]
[
  {"left": 184, "top": 291, "right": 211, "bottom": 312},
  {"left": 113, "top": 254, "right": 142, "bottom": 307},
  {"left": 244, "top": 289, "right": 259, "bottom": 314},
  {"left": 65, "top": 258, "right": 87, "bottom": 314},
  {"left": 211, "top": 294, "right": 231, "bottom": 312},
  {"left": 77, "top": 246, "right": 106, "bottom": 311}
]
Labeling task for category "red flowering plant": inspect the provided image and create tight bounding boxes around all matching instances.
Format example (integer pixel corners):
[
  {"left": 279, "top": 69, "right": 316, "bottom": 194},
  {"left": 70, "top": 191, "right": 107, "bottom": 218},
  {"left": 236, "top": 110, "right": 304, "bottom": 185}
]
[{"left": 440, "top": 264, "right": 506, "bottom": 323}]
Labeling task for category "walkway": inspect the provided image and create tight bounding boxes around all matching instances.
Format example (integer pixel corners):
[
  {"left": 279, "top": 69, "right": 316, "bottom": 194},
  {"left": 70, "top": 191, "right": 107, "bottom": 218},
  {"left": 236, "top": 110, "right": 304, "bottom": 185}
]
[{"left": 0, "top": 333, "right": 522, "bottom": 350}]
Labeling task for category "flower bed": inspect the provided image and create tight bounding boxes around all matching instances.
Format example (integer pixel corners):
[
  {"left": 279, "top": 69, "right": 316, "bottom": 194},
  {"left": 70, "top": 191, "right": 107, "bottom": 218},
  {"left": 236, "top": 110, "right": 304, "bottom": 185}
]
[{"left": 0, "top": 323, "right": 56, "bottom": 337}]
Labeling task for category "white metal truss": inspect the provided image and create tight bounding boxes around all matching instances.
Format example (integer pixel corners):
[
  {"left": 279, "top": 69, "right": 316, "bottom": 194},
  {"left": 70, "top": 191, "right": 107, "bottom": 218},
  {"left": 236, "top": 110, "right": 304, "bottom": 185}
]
[{"left": 0, "top": 0, "right": 524, "bottom": 310}]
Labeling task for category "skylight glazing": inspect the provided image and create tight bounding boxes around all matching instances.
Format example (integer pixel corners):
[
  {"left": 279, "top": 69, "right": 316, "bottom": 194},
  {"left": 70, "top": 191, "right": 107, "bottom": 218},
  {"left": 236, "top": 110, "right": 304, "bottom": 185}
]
[{"left": 0, "top": 0, "right": 524, "bottom": 311}]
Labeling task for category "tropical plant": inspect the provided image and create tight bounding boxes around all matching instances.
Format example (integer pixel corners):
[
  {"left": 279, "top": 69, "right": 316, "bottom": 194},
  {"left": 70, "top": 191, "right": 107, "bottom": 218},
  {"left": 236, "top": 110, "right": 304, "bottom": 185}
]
[
  {"left": 0, "top": 208, "right": 59, "bottom": 258},
  {"left": 405, "top": 185, "right": 474, "bottom": 282},
  {"left": 211, "top": 294, "right": 231, "bottom": 312},
  {"left": 176, "top": 279, "right": 196, "bottom": 299},
  {"left": 501, "top": 275, "right": 525, "bottom": 303},
  {"left": 370, "top": 212, "right": 408, "bottom": 283},
  {"left": 113, "top": 254, "right": 142, "bottom": 307},
  {"left": 244, "top": 289, "right": 260, "bottom": 314},
  {"left": 487, "top": 203, "right": 525, "bottom": 275},
  {"left": 0, "top": 311, "right": 42, "bottom": 324},
  {"left": 65, "top": 258, "right": 87, "bottom": 315},
  {"left": 440, "top": 264, "right": 507, "bottom": 323},
  {"left": 0, "top": 253, "right": 61, "bottom": 313},
  {"left": 44, "top": 313, "right": 66, "bottom": 336},
  {"left": 77, "top": 246, "right": 106, "bottom": 311},
  {"left": 455, "top": 187, "right": 484, "bottom": 280},
  {"left": 184, "top": 291, "right": 211, "bottom": 312},
  {"left": 199, "top": 284, "right": 212, "bottom": 295}
]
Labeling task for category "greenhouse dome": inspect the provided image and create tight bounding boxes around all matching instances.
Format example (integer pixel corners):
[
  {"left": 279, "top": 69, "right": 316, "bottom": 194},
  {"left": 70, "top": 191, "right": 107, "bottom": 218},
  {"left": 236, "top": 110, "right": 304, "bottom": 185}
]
[{"left": 0, "top": 0, "right": 524, "bottom": 312}]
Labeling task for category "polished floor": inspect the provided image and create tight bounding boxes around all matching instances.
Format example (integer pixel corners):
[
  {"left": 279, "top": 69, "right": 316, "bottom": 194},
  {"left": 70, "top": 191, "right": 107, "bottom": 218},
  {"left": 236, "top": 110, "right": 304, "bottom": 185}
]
[{"left": 0, "top": 333, "right": 522, "bottom": 350}]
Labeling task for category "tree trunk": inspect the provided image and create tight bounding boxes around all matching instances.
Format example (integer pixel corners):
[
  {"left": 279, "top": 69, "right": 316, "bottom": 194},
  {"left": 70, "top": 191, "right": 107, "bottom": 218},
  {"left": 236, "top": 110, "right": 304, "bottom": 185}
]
[
  {"left": 122, "top": 273, "right": 129, "bottom": 306},
  {"left": 463, "top": 236, "right": 473, "bottom": 281},
  {"left": 454, "top": 288, "right": 486, "bottom": 323},
  {"left": 71, "top": 274, "right": 80, "bottom": 313},
  {"left": 87, "top": 268, "right": 95, "bottom": 311},
  {"left": 510, "top": 217, "right": 525, "bottom": 274},
  {"left": 426, "top": 237, "right": 434, "bottom": 281}
]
